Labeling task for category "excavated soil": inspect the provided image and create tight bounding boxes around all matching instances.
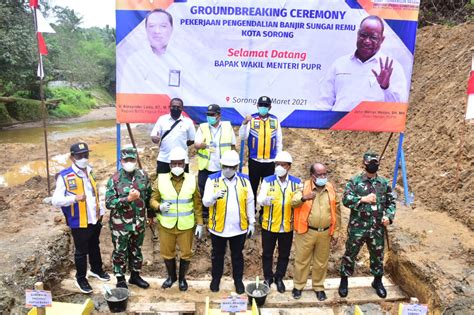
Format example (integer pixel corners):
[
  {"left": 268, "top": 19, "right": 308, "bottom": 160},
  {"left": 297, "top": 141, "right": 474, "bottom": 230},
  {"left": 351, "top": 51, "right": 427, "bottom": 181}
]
[{"left": 0, "top": 23, "right": 473, "bottom": 314}]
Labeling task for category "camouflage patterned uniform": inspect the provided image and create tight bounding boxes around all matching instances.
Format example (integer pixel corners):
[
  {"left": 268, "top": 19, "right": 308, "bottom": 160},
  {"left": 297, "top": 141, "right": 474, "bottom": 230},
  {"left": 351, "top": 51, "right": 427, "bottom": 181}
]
[
  {"left": 339, "top": 172, "right": 395, "bottom": 277},
  {"left": 105, "top": 165, "right": 153, "bottom": 277}
]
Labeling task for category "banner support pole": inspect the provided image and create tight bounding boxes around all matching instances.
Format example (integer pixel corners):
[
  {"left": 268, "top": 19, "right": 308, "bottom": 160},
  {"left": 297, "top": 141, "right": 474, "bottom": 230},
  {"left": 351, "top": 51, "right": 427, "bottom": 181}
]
[
  {"left": 239, "top": 138, "right": 245, "bottom": 173},
  {"left": 116, "top": 124, "right": 121, "bottom": 171},
  {"left": 392, "top": 133, "right": 412, "bottom": 205}
]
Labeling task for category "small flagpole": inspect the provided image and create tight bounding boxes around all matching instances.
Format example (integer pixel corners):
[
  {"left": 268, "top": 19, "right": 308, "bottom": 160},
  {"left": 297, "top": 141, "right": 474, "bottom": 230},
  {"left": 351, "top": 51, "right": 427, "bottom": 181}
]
[{"left": 32, "top": 5, "right": 51, "bottom": 195}]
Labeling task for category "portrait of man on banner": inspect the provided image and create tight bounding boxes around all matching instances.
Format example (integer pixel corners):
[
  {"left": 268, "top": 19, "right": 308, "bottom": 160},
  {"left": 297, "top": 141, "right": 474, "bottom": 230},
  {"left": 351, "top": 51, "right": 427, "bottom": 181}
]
[
  {"left": 118, "top": 9, "right": 184, "bottom": 96},
  {"left": 316, "top": 15, "right": 409, "bottom": 112}
]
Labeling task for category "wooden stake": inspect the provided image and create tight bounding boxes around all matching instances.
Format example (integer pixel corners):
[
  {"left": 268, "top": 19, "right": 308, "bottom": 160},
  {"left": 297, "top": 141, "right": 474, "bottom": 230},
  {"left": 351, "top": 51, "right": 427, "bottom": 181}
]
[
  {"left": 34, "top": 282, "right": 45, "bottom": 315},
  {"left": 126, "top": 123, "right": 142, "bottom": 169}
]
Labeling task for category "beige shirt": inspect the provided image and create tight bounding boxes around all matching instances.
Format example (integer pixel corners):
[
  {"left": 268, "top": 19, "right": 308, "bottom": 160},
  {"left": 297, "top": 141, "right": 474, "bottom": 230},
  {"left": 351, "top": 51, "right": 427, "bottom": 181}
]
[{"left": 292, "top": 181, "right": 341, "bottom": 238}]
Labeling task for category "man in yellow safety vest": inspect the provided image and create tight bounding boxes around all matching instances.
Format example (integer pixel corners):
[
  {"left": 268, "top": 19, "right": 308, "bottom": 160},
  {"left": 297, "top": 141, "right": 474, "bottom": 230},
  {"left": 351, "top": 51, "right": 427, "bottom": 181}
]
[
  {"left": 150, "top": 147, "right": 203, "bottom": 292},
  {"left": 194, "top": 104, "right": 236, "bottom": 219},
  {"left": 202, "top": 150, "right": 255, "bottom": 294}
]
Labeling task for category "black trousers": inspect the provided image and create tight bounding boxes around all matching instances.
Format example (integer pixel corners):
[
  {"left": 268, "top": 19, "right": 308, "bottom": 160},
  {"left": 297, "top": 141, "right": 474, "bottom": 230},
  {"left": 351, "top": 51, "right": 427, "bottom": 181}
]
[
  {"left": 210, "top": 233, "right": 246, "bottom": 282},
  {"left": 156, "top": 161, "right": 189, "bottom": 174},
  {"left": 261, "top": 229, "right": 293, "bottom": 280},
  {"left": 248, "top": 159, "right": 275, "bottom": 210},
  {"left": 70, "top": 223, "right": 104, "bottom": 280},
  {"left": 198, "top": 169, "right": 218, "bottom": 219}
]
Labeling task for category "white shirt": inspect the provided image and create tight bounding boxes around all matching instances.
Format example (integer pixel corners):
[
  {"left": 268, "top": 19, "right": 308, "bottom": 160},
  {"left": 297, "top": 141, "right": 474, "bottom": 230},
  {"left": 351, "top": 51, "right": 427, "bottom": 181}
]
[
  {"left": 118, "top": 46, "right": 184, "bottom": 96},
  {"left": 150, "top": 114, "right": 196, "bottom": 163},
  {"left": 238, "top": 115, "right": 283, "bottom": 163},
  {"left": 195, "top": 121, "right": 236, "bottom": 172},
  {"left": 52, "top": 163, "right": 104, "bottom": 225},
  {"left": 257, "top": 175, "right": 289, "bottom": 233},
  {"left": 317, "top": 52, "right": 408, "bottom": 112},
  {"left": 202, "top": 174, "right": 255, "bottom": 237}
]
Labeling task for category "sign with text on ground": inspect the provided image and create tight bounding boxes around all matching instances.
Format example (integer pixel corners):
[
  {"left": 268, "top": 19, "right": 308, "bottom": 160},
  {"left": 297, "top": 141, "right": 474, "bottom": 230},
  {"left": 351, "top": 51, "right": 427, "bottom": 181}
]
[
  {"left": 116, "top": 0, "right": 420, "bottom": 132},
  {"left": 25, "top": 289, "right": 52, "bottom": 308}
]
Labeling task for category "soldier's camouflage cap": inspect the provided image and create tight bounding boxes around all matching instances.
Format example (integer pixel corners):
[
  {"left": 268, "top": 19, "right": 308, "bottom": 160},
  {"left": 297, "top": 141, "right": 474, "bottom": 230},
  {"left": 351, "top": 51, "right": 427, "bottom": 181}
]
[
  {"left": 363, "top": 151, "right": 379, "bottom": 162},
  {"left": 121, "top": 147, "right": 137, "bottom": 159}
]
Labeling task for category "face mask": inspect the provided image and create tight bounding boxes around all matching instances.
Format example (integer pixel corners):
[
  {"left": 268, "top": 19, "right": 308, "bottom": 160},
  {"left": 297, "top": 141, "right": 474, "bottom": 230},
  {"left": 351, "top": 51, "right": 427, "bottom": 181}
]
[
  {"left": 74, "top": 158, "right": 89, "bottom": 169},
  {"left": 170, "top": 108, "right": 182, "bottom": 120},
  {"left": 275, "top": 165, "right": 287, "bottom": 177},
  {"left": 365, "top": 162, "right": 379, "bottom": 174},
  {"left": 207, "top": 116, "right": 217, "bottom": 125},
  {"left": 258, "top": 106, "right": 269, "bottom": 116},
  {"left": 171, "top": 166, "right": 184, "bottom": 176},
  {"left": 122, "top": 162, "right": 136, "bottom": 173},
  {"left": 222, "top": 168, "right": 236, "bottom": 179},
  {"left": 315, "top": 177, "right": 328, "bottom": 187}
]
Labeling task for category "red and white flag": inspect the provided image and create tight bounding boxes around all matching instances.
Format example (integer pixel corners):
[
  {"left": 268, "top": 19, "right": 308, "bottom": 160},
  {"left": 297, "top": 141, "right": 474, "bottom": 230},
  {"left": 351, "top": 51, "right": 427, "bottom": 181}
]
[
  {"left": 466, "top": 54, "right": 474, "bottom": 120},
  {"left": 30, "top": 2, "right": 55, "bottom": 78}
]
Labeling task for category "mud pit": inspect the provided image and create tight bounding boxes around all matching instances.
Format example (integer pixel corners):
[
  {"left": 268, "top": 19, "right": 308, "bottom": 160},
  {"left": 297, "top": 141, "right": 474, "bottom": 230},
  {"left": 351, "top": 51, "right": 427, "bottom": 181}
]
[{"left": 0, "top": 24, "right": 473, "bottom": 314}]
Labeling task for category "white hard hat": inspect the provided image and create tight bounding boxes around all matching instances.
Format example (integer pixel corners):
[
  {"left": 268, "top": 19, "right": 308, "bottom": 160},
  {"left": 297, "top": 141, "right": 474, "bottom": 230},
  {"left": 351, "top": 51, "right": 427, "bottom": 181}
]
[
  {"left": 169, "top": 147, "right": 187, "bottom": 161},
  {"left": 220, "top": 150, "right": 240, "bottom": 166},
  {"left": 275, "top": 151, "right": 293, "bottom": 163}
]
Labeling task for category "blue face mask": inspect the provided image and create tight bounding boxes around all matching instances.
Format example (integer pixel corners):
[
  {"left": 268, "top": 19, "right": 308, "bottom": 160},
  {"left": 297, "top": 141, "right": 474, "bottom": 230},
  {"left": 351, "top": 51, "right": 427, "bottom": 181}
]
[
  {"left": 315, "top": 177, "right": 328, "bottom": 187},
  {"left": 258, "top": 106, "right": 269, "bottom": 116},
  {"left": 207, "top": 116, "right": 217, "bottom": 125}
]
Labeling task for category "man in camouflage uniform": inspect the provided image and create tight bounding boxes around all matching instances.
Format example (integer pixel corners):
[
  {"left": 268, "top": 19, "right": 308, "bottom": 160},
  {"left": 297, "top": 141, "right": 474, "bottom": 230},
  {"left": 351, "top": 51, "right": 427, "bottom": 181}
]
[
  {"left": 338, "top": 151, "right": 396, "bottom": 299},
  {"left": 105, "top": 147, "right": 153, "bottom": 289}
]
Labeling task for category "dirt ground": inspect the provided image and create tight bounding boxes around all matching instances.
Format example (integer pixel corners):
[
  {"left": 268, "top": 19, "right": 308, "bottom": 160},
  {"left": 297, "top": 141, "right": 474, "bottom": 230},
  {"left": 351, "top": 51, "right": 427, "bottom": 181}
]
[{"left": 0, "top": 24, "right": 473, "bottom": 314}]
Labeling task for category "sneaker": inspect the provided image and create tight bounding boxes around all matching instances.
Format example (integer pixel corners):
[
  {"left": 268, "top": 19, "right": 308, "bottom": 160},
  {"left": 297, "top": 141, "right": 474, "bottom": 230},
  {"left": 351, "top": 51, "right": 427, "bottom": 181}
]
[
  {"left": 88, "top": 270, "right": 111, "bottom": 281},
  {"left": 75, "top": 278, "right": 93, "bottom": 294}
]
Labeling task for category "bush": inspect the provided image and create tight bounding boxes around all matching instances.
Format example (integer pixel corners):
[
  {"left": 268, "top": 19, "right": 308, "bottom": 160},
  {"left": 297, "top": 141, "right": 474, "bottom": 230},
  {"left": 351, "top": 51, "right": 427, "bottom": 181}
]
[
  {"left": 419, "top": 0, "right": 473, "bottom": 27},
  {"left": 5, "top": 98, "right": 42, "bottom": 121},
  {"left": 48, "top": 87, "right": 96, "bottom": 118},
  {"left": 0, "top": 103, "right": 12, "bottom": 124}
]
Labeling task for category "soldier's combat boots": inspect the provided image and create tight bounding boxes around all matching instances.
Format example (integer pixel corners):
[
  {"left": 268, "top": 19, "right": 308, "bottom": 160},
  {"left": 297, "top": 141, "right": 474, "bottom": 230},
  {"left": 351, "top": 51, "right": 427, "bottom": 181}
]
[
  {"left": 372, "top": 275, "right": 387, "bottom": 298},
  {"left": 129, "top": 271, "right": 149, "bottom": 289},
  {"left": 178, "top": 259, "right": 190, "bottom": 291},
  {"left": 116, "top": 276, "right": 128, "bottom": 289},
  {"left": 338, "top": 276, "right": 348, "bottom": 297},
  {"left": 162, "top": 258, "right": 177, "bottom": 289}
]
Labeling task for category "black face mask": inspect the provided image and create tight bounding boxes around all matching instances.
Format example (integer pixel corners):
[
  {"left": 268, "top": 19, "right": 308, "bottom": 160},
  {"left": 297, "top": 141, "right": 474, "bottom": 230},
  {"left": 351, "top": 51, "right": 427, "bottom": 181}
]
[
  {"left": 170, "top": 108, "right": 182, "bottom": 120},
  {"left": 365, "top": 162, "right": 379, "bottom": 174}
]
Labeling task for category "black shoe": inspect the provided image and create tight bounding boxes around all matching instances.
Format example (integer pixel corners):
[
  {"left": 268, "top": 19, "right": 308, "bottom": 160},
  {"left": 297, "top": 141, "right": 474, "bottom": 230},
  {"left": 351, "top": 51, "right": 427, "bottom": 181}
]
[
  {"left": 338, "top": 276, "right": 348, "bottom": 297},
  {"left": 274, "top": 278, "right": 286, "bottom": 293},
  {"left": 372, "top": 276, "right": 387, "bottom": 298},
  {"left": 89, "top": 270, "right": 111, "bottom": 281},
  {"left": 162, "top": 258, "right": 177, "bottom": 289},
  {"left": 129, "top": 271, "right": 149, "bottom": 289},
  {"left": 178, "top": 259, "right": 190, "bottom": 292},
  {"left": 234, "top": 280, "right": 245, "bottom": 294},
  {"left": 292, "top": 288, "right": 302, "bottom": 300},
  {"left": 315, "top": 291, "right": 327, "bottom": 301},
  {"left": 116, "top": 276, "right": 128, "bottom": 289},
  {"left": 75, "top": 278, "right": 93, "bottom": 294},
  {"left": 210, "top": 278, "right": 220, "bottom": 292},
  {"left": 264, "top": 278, "right": 273, "bottom": 287}
]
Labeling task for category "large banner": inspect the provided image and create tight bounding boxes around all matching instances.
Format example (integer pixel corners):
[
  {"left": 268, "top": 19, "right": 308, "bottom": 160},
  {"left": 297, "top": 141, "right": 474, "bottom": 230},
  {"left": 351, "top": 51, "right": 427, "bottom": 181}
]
[{"left": 116, "top": 0, "right": 420, "bottom": 131}]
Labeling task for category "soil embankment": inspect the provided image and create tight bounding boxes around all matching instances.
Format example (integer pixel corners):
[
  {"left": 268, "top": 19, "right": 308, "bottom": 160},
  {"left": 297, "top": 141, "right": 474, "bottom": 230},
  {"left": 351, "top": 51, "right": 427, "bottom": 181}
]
[{"left": 0, "top": 23, "right": 472, "bottom": 313}]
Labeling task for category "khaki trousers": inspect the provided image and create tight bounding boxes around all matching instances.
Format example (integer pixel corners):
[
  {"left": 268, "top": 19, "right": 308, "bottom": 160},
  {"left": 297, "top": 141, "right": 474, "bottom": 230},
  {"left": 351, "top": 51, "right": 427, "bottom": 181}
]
[
  {"left": 157, "top": 221, "right": 194, "bottom": 260},
  {"left": 293, "top": 228, "right": 331, "bottom": 291}
]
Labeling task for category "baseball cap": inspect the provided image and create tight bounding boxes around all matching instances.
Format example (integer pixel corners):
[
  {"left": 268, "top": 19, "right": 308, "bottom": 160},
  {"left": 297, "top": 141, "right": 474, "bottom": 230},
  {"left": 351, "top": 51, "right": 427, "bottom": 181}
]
[
  {"left": 257, "top": 96, "right": 271, "bottom": 106},
  {"left": 363, "top": 151, "right": 380, "bottom": 162},
  {"left": 70, "top": 142, "right": 90, "bottom": 155},
  {"left": 206, "top": 104, "right": 221, "bottom": 115},
  {"left": 121, "top": 147, "right": 137, "bottom": 159}
]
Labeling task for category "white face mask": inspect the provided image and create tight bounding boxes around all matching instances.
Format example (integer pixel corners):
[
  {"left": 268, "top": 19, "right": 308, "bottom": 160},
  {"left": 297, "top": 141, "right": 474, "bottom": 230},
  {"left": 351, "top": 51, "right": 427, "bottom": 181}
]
[
  {"left": 74, "top": 158, "right": 89, "bottom": 169},
  {"left": 222, "top": 168, "right": 236, "bottom": 179},
  {"left": 171, "top": 166, "right": 184, "bottom": 176},
  {"left": 122, "top": 162, "right": 137, "bottom": 173},
  {"left": 275, "top": 165, "right": 287, "bottom": 177}
]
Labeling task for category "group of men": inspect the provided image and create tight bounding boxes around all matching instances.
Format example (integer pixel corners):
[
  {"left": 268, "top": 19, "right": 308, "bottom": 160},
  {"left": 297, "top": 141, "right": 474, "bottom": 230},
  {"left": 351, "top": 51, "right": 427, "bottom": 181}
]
[{"left": 52, "top": 95, "right": 396, "bottom": 301}]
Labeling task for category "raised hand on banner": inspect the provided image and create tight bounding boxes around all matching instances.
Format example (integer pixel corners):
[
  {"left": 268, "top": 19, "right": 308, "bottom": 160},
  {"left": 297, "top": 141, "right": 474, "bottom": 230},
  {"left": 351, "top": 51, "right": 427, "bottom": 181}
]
[{"left": 372, "top": 57, "right": 393, "bottom": 90}]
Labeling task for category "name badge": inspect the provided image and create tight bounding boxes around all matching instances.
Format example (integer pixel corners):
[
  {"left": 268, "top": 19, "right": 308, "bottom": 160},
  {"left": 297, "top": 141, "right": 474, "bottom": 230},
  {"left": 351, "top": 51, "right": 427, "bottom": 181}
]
[
  {"left": 169, "top": 70, "right": 181, "bottom": 87},
  {"left": 68, "top": 179, "right": 77, "bottom": 190}
]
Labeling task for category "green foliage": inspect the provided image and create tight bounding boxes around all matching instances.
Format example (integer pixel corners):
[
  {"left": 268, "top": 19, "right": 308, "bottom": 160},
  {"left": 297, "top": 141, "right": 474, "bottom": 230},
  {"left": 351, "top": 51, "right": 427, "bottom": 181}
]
[
  {"left": 419, "top": 0, "right": 473, "bottom": 26},
  {"left": 47, "top": 87, "right": 95, "bottom": 118},
  {"left": 0, "top": 104, "right": 13, "bottom": 124},
  {"left": 5, "top": 99, "right": 42, "bottom": 121}
]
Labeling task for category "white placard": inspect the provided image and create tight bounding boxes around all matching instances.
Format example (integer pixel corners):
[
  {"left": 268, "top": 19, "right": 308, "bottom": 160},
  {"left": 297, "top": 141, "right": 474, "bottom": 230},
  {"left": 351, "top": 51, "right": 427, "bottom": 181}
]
[
  {"left": 221, "top": 295, "right": 248, "bottom": 313},
  {"left": 25, "top": 290, "right": 52, "bottom": 308}
]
